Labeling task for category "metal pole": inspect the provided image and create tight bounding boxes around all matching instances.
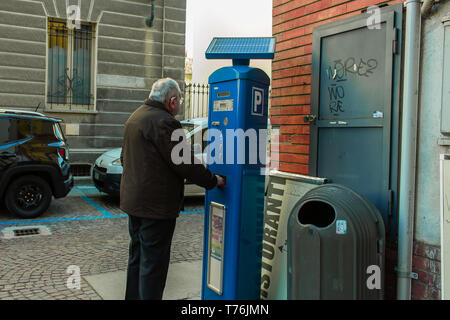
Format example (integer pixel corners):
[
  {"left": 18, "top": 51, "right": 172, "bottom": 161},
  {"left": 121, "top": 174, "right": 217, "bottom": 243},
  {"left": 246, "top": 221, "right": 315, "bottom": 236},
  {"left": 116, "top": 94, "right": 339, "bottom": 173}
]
[
  {"left": 396, "top": 0, "right": 422, "bottom": 300},
  {"left": 421, "top": 0, "right": 436, "bottom": 17}
]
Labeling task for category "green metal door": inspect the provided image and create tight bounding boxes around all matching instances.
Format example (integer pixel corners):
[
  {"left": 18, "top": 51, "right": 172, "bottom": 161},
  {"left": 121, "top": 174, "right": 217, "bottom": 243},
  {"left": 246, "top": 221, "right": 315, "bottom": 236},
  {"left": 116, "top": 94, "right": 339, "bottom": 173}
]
[{"left": 309, "top": 4, "right": 403, "bottom": 236}]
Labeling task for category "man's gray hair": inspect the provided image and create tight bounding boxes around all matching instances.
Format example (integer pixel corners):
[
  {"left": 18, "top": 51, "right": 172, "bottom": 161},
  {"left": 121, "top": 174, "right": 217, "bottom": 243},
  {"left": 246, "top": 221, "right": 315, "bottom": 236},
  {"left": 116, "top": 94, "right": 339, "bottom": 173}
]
[{"left": 149, "top": 78, "right": 181, "bottom": 104}]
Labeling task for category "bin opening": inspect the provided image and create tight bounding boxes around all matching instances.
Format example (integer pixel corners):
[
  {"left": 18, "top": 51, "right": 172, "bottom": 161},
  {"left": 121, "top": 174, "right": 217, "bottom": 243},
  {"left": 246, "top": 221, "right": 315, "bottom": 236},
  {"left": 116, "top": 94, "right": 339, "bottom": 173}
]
[{"left": 298, "top": 201, "right": 335, "bottom": 228}]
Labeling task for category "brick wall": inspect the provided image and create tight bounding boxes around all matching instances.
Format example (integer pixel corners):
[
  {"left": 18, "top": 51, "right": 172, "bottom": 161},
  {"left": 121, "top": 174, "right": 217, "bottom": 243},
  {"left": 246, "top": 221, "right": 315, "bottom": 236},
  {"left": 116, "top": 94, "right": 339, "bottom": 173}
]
[
  {"left": 271, "top": 0, "right": 403, "bottom": 175},
  {"left": 385, "top": 241, "right": 441, "bottom": 300},
  {"left": 412, "top": 242, "right": 441, "bottom": 299},
  {"left": 271, "top": 0, "right": 443, "bottom": 300}
]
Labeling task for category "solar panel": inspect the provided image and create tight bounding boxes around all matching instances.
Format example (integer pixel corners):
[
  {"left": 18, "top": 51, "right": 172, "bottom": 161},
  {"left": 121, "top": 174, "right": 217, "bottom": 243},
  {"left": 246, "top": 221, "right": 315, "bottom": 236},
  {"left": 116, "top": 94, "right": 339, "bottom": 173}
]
[{"left": 205, "top": 37, "right": 276, "bottom": 60}]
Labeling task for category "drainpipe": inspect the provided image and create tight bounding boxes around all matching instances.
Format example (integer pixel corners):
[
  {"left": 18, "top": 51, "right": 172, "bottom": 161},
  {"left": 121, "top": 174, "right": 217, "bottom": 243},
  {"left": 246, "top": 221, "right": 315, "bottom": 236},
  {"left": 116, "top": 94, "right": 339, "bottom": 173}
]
[
  {"left": 145, "top": 0, "right": 155, "bottom": 27},
  {"left": 396, "top": 0, "right": 422, "bottom": 300},
  {"left": 421, "top": 0, "right": 436, "bottom": 17}
]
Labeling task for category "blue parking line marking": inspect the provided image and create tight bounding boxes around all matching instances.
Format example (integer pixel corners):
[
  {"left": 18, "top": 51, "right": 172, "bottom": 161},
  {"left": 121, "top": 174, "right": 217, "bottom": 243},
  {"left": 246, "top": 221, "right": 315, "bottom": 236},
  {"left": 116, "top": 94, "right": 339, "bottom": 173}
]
[
  {"left": 80, "top": 196, "right": 114, "bottom": 218},
  {"left": 0, "top": 214, "right": 128, "bottom": 226},
  {"left": 81, "top": 195, "right": 204, "bottom": 216},
  {"left": 180, "top": 210, "right": 204, "bottom": 215},
  {"left": 0, "top": 209, "right": 204, "bottom": 226}
]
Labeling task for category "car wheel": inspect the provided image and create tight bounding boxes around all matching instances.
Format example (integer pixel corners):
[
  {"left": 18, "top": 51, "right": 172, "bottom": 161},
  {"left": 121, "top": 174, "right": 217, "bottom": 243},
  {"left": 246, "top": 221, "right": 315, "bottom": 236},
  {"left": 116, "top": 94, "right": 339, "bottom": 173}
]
[{"left": 5, "top": 175, "right": 52, "bottom": 219}]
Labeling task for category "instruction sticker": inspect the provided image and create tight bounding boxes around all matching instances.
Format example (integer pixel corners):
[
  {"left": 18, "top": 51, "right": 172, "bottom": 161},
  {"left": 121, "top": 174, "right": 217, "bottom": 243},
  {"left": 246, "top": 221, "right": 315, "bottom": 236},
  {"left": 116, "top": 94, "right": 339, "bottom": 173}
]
[
  {"left": 336, "top": 220, "right": 347, "bottom": 234},
  {"left": 213, "top": 99, "right": 233, "bottom": 112},
  {"left": 207, "top": 202, "right": 226, "bottom": 295}
]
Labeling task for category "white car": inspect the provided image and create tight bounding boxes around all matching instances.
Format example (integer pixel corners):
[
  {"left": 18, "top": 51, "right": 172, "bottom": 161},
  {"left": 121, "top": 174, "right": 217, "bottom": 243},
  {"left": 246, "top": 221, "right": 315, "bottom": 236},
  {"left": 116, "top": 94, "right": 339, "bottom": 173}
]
[{"left": 92, "top": 118, "right": 208, "bottom": 197}]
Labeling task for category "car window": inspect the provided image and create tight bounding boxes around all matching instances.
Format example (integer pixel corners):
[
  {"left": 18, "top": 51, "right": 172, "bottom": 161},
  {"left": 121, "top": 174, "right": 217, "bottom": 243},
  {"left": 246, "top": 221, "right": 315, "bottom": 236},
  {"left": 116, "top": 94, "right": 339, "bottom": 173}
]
[
  {"left": 0, "top": 118, "right": 31, "bottom": 145},
  {"left": 181, "top": 122, "right": 195, "bottom": 135},
  {"left": 201, "top": 128, "right": 207, "bottom": 151},
  {"left": 31, "top": 119, "right": 55, "bottom": 138},
  {"left": 53, "top": 122, "right": 65, "bottom": 141},
  {"left": 0, "top": 119, "right": 8, "bottom": 145},
  {"left": 182, "top": 123, "right": 205, "bottom": 152}
]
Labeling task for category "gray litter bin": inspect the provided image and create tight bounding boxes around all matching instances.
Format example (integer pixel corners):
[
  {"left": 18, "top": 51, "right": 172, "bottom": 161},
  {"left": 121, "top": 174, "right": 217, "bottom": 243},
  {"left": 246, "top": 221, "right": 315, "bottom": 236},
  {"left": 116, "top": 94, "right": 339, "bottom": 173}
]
[{"left": 287, "top": 184, "right": 385, "bottom": 300}]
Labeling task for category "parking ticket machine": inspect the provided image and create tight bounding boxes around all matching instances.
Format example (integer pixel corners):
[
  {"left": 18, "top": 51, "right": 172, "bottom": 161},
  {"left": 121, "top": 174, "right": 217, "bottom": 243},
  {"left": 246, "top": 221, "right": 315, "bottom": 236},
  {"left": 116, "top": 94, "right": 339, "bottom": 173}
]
[{"left": 201, "top": 37, "right": 276, "bottom": 300}]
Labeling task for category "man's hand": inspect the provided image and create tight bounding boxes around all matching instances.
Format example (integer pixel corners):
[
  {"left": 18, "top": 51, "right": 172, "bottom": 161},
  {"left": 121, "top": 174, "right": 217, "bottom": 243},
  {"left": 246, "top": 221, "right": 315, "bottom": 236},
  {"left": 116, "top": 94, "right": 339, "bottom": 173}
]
[{"left": 216, "top": 175, "right": 226, "bottom": 187}]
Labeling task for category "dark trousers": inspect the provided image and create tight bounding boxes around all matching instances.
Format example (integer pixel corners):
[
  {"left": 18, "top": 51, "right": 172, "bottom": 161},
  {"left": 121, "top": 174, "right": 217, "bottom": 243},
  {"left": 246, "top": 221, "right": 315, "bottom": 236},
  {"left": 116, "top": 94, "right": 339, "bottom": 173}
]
[{"left": 125, "top": 215, "right": 176, "bottom": 300}]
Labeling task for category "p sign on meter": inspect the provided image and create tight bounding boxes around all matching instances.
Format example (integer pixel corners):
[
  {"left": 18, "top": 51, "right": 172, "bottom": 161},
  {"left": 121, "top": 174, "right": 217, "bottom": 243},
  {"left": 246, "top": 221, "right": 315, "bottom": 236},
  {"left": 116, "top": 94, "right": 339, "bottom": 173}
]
[{"left": 251, "top": 87, "right": 264, "bottom": 116}]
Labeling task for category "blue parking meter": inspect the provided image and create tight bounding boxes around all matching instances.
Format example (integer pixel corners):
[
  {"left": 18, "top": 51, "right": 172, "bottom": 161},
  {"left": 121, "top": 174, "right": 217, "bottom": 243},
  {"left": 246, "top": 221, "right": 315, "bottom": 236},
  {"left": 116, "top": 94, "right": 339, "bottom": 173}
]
[{"left": 201, "top": 37, "right": 276, "bottom": 300}]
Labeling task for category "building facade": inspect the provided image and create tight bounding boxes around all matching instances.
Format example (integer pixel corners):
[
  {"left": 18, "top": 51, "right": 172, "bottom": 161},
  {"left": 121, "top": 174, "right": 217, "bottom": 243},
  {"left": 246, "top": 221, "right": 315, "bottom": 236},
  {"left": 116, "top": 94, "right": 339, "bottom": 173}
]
[
  {"left": 0, "top": 0, "right": 186, "bottom": 170},
  {"left": 272, "top": 0, "right": 449, "bottom": 299}
]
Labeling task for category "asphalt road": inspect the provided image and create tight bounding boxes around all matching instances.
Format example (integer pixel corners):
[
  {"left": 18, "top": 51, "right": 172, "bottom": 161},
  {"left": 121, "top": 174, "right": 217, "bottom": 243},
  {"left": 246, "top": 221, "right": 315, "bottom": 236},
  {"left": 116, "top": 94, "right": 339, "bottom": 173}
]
[{"left": 0, "top": 186, "right": 205, "bottom": 300}]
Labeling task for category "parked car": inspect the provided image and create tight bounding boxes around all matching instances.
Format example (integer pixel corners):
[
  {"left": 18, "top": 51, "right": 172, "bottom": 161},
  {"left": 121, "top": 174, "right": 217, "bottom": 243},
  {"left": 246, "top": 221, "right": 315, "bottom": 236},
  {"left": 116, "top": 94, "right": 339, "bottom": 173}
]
[
  {"left": 0, "top": 109, "right": 73, "bottom": 218},
  {"left": 92, "top": 118, "right": 208, "bottom": 197}
]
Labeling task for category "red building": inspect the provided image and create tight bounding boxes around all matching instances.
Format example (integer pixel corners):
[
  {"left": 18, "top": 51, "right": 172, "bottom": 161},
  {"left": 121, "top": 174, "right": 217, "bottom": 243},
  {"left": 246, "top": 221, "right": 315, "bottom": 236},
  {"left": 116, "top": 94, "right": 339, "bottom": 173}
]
[{"left": 271, "top": 0, "right": 447, "bottom": 300}]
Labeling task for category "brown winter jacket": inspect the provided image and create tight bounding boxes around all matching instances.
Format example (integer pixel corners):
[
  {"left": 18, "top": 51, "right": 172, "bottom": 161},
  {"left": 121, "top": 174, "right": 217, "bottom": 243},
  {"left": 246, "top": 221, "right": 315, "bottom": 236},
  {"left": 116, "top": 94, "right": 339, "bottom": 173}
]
[{"left": 119, "top": 98, "right": 217, "bottom": 219}]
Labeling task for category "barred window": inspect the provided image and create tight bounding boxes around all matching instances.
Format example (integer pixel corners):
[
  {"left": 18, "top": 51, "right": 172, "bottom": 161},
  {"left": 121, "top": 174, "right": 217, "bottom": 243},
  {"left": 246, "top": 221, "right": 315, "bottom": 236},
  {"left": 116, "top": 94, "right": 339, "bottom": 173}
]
[{"left": 47, "top": 19, "right": 96, "bottom": 110}]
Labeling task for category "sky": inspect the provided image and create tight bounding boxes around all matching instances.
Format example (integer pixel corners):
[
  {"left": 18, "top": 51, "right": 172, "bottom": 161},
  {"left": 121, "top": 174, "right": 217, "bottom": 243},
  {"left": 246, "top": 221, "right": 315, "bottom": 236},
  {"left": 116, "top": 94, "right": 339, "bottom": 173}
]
[{"left": 185, "top": 0, "right": 273, "bottom": 83}]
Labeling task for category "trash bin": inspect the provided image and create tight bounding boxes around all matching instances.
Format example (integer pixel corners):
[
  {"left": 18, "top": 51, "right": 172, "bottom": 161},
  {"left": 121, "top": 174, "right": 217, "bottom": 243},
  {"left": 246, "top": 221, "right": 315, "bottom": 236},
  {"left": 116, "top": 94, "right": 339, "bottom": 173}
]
[{"left": 287, "top": 184, "right": 385, "bottom": 300}]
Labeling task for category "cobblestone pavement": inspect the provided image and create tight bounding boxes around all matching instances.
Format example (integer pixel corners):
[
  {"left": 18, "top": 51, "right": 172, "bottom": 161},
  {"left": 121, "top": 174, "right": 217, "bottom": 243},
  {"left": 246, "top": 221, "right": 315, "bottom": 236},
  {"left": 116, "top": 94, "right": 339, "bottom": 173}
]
[{"left": 0, "top": 190, "right": 205, "bottom": 300}]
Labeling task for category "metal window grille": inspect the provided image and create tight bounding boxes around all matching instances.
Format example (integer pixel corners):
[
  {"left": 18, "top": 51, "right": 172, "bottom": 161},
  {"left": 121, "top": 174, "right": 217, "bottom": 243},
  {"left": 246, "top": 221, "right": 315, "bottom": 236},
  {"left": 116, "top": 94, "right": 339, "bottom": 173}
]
[
  {"left": 1, "top": 226, "right": 51, "bottom": 239},
  {"left": 14, "top": 228, "right": 40, "bottom": 237},
  {"left": 47, "top": 20, "right": 95, "bottom": 110},
  {"left": 183, "top": 83, "right": 272, "bottom": 120},
  {"left": 70, "top": 164, "right": 92, "bottom": 177},
  {"left": 184, "top": 83, "right": 209, "bottom": 119}
]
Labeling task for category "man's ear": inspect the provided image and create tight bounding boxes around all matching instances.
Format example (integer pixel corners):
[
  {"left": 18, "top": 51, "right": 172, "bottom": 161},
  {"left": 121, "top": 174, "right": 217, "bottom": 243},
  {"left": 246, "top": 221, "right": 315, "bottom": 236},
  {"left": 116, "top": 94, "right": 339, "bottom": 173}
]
[
  {"left": 167, "top": 97, "right": 175, "bottom": 111},
  {"left": 167, "top": 97, "right": 176, "bottom": 114}
]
